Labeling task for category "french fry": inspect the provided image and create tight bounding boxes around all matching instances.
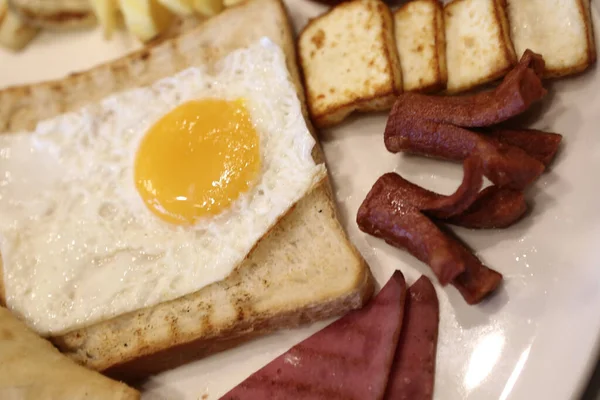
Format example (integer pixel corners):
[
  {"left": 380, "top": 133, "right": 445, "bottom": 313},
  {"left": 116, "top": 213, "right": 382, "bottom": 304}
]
[
  {"left": 90, "top": 0, "right": 119, "bottom": 39},
  {"left": 118, "top": 0, "right": 173, "bottom": 42}
]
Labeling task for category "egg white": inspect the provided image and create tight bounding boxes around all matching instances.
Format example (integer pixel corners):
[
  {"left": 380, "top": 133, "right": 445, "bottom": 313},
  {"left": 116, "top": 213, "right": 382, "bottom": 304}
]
[{"left": 0, "top": 39, "right": 325, "bottom": 335}]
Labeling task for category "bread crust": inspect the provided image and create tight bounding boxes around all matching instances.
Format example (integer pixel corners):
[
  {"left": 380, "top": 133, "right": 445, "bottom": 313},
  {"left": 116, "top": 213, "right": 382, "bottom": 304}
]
[
  {"left": 297, "top": 0, "right": 402, "bottom": 128},
  {"left": 0, "top": 0, "right": 374, "bottom": 379}
]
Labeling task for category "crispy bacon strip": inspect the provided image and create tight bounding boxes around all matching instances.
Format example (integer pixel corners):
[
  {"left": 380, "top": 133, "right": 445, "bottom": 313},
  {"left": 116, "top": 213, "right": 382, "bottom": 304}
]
[
  {"left": 385, "top": 50, "right": 546, "bottom": 129},
  {"left": 384, "top": 276, "right": 439, "bottom": 400},
  {"left": 451, "top": 240, "right": 503, "bottom": 305},
  {"left": 381, "top": 157, "right": 484, "bottom": 219},
  {"left": 357, "top": 166, "right": 503, "bottom": 303},
  {"left": 384, "top": 117, "right": 546, "bottom": 190},
  {"left": 444, "top": 186, "right": 527, "bottom": 229},
  {"left": 486, "top": 128, "right": 563, "bottom": 167},
  {"left": 220, "top": 271, "right": 408, "bottom": 400}
]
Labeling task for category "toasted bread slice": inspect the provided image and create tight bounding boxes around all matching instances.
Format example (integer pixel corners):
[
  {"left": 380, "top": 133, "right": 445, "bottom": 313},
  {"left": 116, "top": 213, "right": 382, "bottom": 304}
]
[
  {"left": 9, "top": 0, "right": 97, "bottom": 30},
  {"left": 298, "top": 0, "right": 402, "bottom": 128},
  {"left": 394, "top": 0, "right": 447, "bottom": 93},
  {"left": 0, "top": 0, "right": 374, "bottom": 380},
  {"left": 0, "top": 0, "right": 38, "bottom": 50},
  {"left": 506, "top": 0, "right": 597, "bottom": 78},
  {"left": 0, "top": 307, "right": 139, "bottom": 400},
  {"left": 444, "top": 0, "right": 517, "bottom": 93}
]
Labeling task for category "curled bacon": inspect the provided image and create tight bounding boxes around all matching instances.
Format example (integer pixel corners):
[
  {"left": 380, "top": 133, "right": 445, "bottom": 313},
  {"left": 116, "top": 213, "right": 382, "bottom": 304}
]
[
  {"left": 385, "top": 50, "right": 546, "bottom": 129},
  {"left": 444, "top": 186, "right": 527, "bottom": 229},
  {"left": 384, "top": 117, "right": 546, "bottom": 190},
  {"left": 383, "top": 50, "right": 552, "bottom": 190},
  {"left": 356, "top": 159, "right": 503, "bottom": 303},
  {"left": 485, "top": 128, "right": 563, "bottom": 167}
]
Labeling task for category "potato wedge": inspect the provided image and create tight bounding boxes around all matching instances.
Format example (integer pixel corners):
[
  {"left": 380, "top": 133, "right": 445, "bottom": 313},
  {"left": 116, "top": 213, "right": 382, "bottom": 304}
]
[
  {"left": 91, "top": 0, "right": 119, "bottom": 39},
  {"left": 157, "top": 0, "right": 194, "bottom": 15},
  {"left": 0, "top": 2, "right": 38, "bottom": 51},
  {"left": 118, "top": 0, "right": 173, "bottom": 42}
]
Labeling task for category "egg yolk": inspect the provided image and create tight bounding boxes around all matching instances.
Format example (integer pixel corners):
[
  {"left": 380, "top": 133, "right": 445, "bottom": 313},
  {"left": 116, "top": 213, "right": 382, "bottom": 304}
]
[{"left": 134, "top": 99, "right": 260, "bottom": 225}]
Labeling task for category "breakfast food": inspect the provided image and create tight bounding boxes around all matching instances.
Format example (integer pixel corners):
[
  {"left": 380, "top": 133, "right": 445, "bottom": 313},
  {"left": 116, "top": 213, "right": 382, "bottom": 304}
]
[
  {"left": 0, "top": 307, "right": 139, "bottom": 400},
  {"left": 10, "top": 0, "right": 97, "bottom": 30},
  {"left": 384, "top": 51, "right": 554, "bottom": 190},
  {"left": 0, "top": 0, "right": 373, "bottom": 379},
  {"left": 91, "top": 0, "right": 120, "bottom": 38},
  {"left": 358, "top": 50, "right": 563, "bottom": 304},
  {"left": 444, "top": 0, "right": 517, "bottom": 93},
  {"left": 221, "top": 271, "right": 408, "bottom": 400},
  {"left": 506, "top": 0, "right": 597, "bottom": 78},
  {"left": 1, "top": 41, "right": 327, "bottom": 336},
  {"left": 384, "top": 276, "right": 439, "bottom": 400},
  {"left": 0, "top": 0, "right": 38, "bottom": 50},
  {"left": 384, "top": 49, "right": 546, "bottom": 128},
  {"left": 298, "top": 0, "right": 402, "bottom": 128},
  {"left": 118, "top": 0, "right": 174, "bottom": 42},
  {"left": 394, "top": 0, "right": 447, "bottom": 93},
  {"left": 356, "top": 164, "right": 503, "bottom": 305},
  {"left": 485, "top": 128, "right": 563, "bottom": 167},
  {"left": 444, "top": 186, "right": 527, "bottom": 229}
]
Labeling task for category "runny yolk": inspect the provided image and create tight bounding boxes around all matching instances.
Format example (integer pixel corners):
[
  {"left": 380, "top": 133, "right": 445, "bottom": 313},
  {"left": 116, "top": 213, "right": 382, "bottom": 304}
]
[{"left": 134, "top": 98, "right": 260, "bottom": 225}]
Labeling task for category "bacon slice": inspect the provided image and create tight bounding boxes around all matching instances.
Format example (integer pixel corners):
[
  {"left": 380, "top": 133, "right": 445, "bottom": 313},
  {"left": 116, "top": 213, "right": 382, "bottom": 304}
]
[
  {"left": 384, "top": 117, "right": 545, "bottom": 190},
  {"left": 445, "top": 186, "right": 527, "bottom": 229},
  {"left": 451, "top": 240, "right": 503, "bottom": 305},
  {"left": 356, "top": 168, "right": 502, "bottom": 303},
  {"left": 486, "top": 128, "right": 563, "bottom": 167},
  {"left": 384, "top": 276, "right": 439, "bottom": 400},
  {"left": 384, "top": 50, "right": 546, "bottom": 130},
  {"left": 220, "top": 271, "right": 408, "bottom": 400},
  {"left": 356, "top": 159, "right": 484, "bottom": 285}
]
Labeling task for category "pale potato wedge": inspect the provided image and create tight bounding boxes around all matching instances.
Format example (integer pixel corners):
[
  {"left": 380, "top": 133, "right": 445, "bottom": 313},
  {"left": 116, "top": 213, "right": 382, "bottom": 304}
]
[
  {"left": 157, "top": 0, "right": 194, "bottom": 15},
  {"left": 91, "top": 0, "right": 120, "bottom": 39},
  {"left": 118, "top": 0, "right": 173, "bottom": 42}
]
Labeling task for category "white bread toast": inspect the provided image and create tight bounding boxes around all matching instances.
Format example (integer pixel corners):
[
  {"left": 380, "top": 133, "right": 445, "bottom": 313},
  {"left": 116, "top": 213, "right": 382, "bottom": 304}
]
[
  {"left": 0, "top": 307, "right": 139, "bottom": 399},
  {"left": 0, "top": 0, "right": 374, "bottom": 380},
  {"left": 506, "top": 0, "right": 597, "bottom": 78},
  {"left": 394, "top": 0, "right": 447, "bottom": 93},
  {"left": 8, "top": 0, "right": 97, "bottom": 30},
  {"left": 444, "top": 0, "right": 517, "bottom": 93},
  {"left": 298, "top": 0, "right": 402, "bottom": 128}
]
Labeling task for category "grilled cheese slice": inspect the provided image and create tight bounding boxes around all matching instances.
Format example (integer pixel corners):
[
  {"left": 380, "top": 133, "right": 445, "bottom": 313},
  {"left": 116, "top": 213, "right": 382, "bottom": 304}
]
[
  {"left": 506, "top": 0, "right": 597, "bottom": 78},
  {"left": 394, "top": 0, "right": 447, "bottom": 93},
  {"left": 444, "top": 0, "right": 517, "bottom": 93},
  {"left": 298, "top": 0, "right": 402, "bottom": 128}
]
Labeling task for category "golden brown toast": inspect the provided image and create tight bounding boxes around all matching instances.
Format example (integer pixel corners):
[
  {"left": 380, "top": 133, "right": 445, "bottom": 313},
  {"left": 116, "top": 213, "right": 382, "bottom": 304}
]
[{"left": 297, "top": 0, "right": 402, "bottom": 128}]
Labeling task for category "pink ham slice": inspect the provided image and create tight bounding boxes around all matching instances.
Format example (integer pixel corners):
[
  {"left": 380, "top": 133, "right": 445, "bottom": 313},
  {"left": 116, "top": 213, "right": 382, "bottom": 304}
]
[
  {"left": 384, "top": 276, "right": 440, "bottom": 400},
  {"left": 220, "top": 271, "right": 408, "bottom": 400}
]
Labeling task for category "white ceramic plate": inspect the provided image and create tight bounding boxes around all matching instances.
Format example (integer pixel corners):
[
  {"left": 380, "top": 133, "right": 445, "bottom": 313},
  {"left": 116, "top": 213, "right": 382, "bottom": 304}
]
[{"left": 1, "top": 1, "right": 599, "bottom": 399}]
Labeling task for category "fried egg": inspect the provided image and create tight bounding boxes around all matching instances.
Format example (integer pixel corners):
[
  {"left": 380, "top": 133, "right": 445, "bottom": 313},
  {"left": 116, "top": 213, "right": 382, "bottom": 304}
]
[{"left": 0, "top": 39, "right": 326, "bottom": 335}]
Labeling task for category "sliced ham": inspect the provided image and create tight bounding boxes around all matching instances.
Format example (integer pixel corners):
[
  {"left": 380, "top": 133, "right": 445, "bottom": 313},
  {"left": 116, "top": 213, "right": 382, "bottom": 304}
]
[
  {"left": 220, "top": 271, "right": 408, "bottom": 400},
  {"left": 384, "top": 276, "right": 439, "bottom": 400}
]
